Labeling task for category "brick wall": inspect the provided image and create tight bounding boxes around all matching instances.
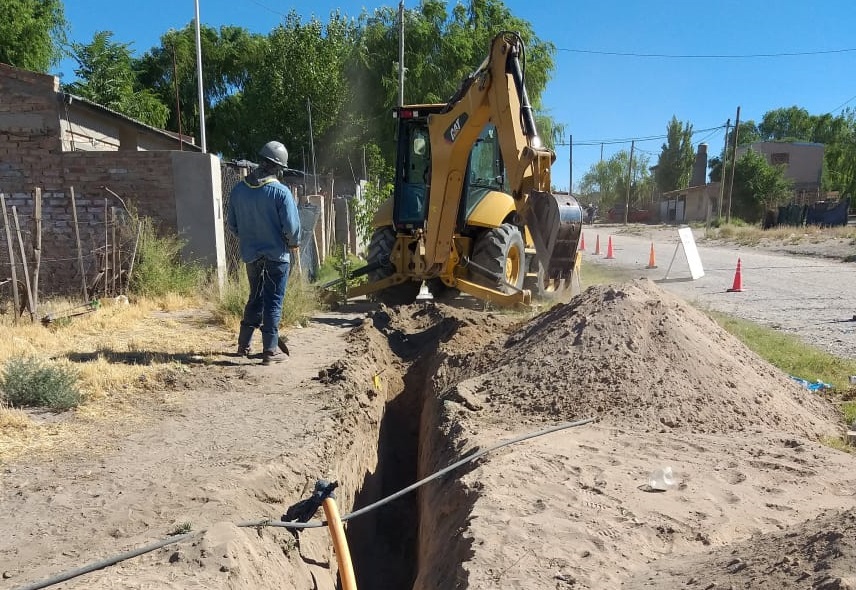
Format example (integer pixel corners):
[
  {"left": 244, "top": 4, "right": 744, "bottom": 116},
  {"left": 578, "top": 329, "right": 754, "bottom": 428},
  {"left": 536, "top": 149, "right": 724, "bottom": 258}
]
[{"left": 0, "top": 64, "right": 184, "bottom": 297}]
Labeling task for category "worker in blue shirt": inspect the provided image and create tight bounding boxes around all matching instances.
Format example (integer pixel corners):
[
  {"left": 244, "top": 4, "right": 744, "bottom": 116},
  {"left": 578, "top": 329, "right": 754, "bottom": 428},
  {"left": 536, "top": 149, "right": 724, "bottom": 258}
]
[{"left": 226, "top": 140, "right": 301, "bottom": 365}]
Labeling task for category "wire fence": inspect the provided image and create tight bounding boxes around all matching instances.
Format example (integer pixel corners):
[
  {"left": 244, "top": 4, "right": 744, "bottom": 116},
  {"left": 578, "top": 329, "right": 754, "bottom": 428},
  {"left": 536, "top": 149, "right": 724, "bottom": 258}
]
[{"left": 0, "top": 194, "right": 140, "bottom": 320}]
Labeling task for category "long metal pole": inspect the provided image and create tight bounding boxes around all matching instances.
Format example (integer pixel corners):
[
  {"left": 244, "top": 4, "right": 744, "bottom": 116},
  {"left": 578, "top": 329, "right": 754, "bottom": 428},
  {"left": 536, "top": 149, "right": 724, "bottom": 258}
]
[
  {"left": 194, "top": 0, "right": 207, "bottom": 153},
  {"left": 398, "top": 1, "right": 405, "bottom": 107}
]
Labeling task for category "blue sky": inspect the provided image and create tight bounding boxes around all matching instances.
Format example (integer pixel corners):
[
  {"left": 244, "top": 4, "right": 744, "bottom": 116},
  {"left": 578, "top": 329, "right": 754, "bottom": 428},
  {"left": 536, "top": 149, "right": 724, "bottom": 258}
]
[{"left": 57, "top": 0, "right": 856, "bottom": 192}]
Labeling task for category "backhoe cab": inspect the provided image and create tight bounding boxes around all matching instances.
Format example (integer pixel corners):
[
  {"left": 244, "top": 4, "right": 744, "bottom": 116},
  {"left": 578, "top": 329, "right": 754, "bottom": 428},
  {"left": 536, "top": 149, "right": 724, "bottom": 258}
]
[{"left": 349, "top": 31, "right": 582, "bottom": 307}]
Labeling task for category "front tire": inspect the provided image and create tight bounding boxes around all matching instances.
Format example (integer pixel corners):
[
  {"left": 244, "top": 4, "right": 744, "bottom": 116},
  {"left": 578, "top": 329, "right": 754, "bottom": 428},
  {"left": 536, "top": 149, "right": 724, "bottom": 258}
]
[
  {"left": 470, "top": 223, "right": 526, "bottom": 294},
  {"left": 367, "top": 227, "right": 420, "bottom": 306}
]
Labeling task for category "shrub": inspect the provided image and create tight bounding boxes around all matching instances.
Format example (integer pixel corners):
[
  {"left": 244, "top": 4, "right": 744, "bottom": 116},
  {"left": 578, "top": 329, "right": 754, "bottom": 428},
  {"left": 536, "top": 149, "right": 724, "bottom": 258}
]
[
  {"left": 213, "top": 268, "right": 317, "bottom": 330},
  {"left": 130, "top": 218, "right": 205, "bottom": 297},
  {"left": 0, "top": 357, "right": 82, "bottom": 411}
]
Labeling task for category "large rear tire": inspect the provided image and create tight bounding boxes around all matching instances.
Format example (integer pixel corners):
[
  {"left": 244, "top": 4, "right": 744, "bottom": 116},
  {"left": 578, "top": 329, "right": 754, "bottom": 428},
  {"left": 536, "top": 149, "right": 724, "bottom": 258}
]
[
  {"left": 367, "top": 227, "right": 420, "bottom": 306},
  {"left": 470, "top": 223, "right": 526, "bottom": 294}
]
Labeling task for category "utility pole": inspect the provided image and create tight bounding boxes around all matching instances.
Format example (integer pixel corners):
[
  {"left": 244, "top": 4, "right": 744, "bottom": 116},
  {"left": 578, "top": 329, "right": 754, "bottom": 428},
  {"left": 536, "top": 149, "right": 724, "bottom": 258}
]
[
  {"left": 398, "top": 1, "right": 405, "bottom": 107},
  {"left": 307, "top": 98, "right": 318, "bottom": 193},
  {"left": 171, "top": 40, "right": 183, "bottom": 150},
  {"left": 193, "top": 0, "right": 206, "bottom": 152},
  {"left": 568, "top": 134, "right": 573, "bottom": 194},
  {"left": 716, "top": 118, "right": 730, "bottom": 220},
  {"left": 624, "top": 140, "right": 634, "bottom": 225},
  {"left": 726, "top": 106, "right": 741, "bottom": 224}
]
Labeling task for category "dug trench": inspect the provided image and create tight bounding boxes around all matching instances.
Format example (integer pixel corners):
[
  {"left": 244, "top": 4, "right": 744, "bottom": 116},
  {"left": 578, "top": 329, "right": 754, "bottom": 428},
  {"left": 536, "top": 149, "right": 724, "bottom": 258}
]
[
  {"left": 314, "top": 280, "right": 856, "bottom": 589},
  {"left": 6, "top": 280, "right": 856, "bottom": 589}
]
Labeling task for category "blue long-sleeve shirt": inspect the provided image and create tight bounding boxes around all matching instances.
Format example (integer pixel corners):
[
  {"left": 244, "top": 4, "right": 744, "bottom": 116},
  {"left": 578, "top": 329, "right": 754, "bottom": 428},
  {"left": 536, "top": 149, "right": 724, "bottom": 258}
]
[{"left": 226, "top": 177, "right": 301, "bottom": 263}]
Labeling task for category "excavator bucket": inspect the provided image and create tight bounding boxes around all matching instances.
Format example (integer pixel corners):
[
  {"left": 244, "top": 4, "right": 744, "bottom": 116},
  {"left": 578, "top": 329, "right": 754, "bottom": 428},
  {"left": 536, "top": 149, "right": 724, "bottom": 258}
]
[{"left": 523, "top": 190, "right": 583, "bottom": 281}]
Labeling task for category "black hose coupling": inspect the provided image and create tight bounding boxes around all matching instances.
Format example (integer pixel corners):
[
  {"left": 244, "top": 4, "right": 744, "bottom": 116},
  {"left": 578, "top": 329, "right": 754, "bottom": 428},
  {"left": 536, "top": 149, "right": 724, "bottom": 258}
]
[{"left": 281, "top": 479, "right": 339, "bottom": 524}]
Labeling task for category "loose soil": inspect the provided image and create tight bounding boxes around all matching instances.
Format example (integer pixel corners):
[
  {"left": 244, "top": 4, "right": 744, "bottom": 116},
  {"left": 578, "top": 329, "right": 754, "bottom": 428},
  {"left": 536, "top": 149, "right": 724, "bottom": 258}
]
[{"left": 2, "top": 274, "right": 855, "bottom": 589}]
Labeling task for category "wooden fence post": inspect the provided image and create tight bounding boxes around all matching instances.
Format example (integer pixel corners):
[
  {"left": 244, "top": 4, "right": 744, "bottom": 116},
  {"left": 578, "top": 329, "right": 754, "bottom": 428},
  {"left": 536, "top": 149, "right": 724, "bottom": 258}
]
[
  {"left": 12, "top": 205, "right": 35, "bottom": 321},
  {"left": 111, "top": 206, "right": 117, "bottom": 296},
  {"left": 0, "top": 193, "right": 20, "bottom": 323},
  {"left": 69, "top": 187, "right": 89, "bottom": 302},
  {"left": 32, "top": 187, "right": 42, "bottom": 311},
  {"left": 103, "top": 198, "right": 108, "bottom": 298},
  {"left": 125, "top": 220, "right": 143, "bottom": 293}
]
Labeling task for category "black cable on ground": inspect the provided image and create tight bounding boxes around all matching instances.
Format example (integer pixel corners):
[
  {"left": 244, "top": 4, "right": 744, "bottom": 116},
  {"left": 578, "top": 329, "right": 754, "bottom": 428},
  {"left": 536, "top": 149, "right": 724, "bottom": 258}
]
[
  {"left": 14, "top": 417, "right": 596, "bottom": 590},
  {"left": 14, "top": 532, "right": 199, "bottom": 590},
  {"left": 249, "top": 416, "right": 597, "bottom": 529}
]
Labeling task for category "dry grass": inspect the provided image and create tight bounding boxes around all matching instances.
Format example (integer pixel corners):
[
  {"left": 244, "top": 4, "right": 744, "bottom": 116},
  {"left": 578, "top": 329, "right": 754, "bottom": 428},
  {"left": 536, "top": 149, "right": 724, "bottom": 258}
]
[
  {"left": 708, "top": 224, "right": 856, "bottom": 246},
  {"left": 0, "top": 294, "right": 232, "bottom": 462}
]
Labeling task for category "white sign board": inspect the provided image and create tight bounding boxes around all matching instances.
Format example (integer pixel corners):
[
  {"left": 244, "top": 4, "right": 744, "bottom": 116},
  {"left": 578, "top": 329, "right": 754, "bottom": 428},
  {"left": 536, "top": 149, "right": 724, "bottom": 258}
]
[{"left": 678, "top": 227, "right": 704, "bottom": 279}]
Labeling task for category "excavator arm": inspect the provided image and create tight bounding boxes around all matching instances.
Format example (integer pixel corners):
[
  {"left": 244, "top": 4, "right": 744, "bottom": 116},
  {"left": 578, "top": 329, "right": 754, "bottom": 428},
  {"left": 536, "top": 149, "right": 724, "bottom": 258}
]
[{"left": 423, "top": 31, "right": 581, "bottom": 282}]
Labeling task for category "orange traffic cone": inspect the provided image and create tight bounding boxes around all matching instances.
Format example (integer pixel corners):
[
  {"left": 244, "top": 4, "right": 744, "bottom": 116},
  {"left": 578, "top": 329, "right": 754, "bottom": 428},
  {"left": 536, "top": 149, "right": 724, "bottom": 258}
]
[
  {"left": 579, "top": 232, "right": 586, "bottom": 251},
  {"left": 594, "top": 235, "right": 601, "bottom": 255},
  {"left": 646, "top": 243, "right": 657, "bottom": 269},
  {"left": 605, "top": 236, "right": 615, "bottom": 259},
  {"left": 727, "top": 258, "right": 744, "bottom": 292}
]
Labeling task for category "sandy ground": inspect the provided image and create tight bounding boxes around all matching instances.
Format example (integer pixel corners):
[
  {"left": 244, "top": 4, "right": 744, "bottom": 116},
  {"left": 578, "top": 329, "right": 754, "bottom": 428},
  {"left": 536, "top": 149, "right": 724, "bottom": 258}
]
[
  {"left": 409, "top": 282, "right": 855, "bottom": 589},
  {"left": 2, "top": 234, "right": 855, "bottom": 590}
]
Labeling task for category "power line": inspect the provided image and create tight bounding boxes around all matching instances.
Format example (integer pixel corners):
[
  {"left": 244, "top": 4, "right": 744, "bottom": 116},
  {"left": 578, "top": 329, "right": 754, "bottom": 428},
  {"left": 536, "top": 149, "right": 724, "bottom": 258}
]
[
  {"left": 557, "top": 47, "right": 856, "bottom": 59},
  {"left": 829, "top": 93, "right": 856, "bottom": 114},
  {"left": 568, "top": 124, "right": 726, "bottom": 147}
]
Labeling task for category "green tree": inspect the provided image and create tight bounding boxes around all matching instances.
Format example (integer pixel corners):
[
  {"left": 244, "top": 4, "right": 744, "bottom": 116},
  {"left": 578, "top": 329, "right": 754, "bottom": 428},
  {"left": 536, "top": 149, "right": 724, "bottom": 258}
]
[
  {"left": 349, "top": 0, "right": 557, "bottom": 167},
  {"left": 655, "top": 116, "right": 694, "bottom": 194},
  {"left": 579, "top": 150, "right": 652, "bottom": 210},
  {"left": 729, "top": 105, "right": 856, "bottom": 198},
  {"left": 229, "top": 11, "right": 357, "bottom": 170},
  {"left": 67, "top": 31, "right": 169, "bottom": 128},
  {"left": 730, "top": 149, "right": 793, "bottom": 222},
  {"left": 136, "top": 24, "right": 264, "bottom": 153},
  {"left": 758, "top": 106, "right": 815, "bottom": 141},
  {"left": 0, "top": 0, "right": 66, "bottom": 72}
]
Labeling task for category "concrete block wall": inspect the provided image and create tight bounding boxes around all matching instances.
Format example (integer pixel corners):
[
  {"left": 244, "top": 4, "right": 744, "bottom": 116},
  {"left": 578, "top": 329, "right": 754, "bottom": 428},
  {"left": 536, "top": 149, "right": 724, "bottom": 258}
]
[
  {"left": 0, "top": 63, "right": 225, "bottom": 298},
  {"left": 0, "top": 151, "right": 179, "bottom": 296}
]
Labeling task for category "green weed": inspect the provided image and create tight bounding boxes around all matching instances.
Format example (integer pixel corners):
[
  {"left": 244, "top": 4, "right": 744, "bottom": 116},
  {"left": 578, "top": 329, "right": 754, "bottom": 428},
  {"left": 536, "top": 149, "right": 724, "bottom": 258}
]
[
  {"left": 130, "top": 218, "right": 205, "bottom": 297},
  {"left": 0, "top": 357, "right": 82, "bottom": 411},
  {"left": 710, "top": 312, "right": 856, "bottom": 390}
]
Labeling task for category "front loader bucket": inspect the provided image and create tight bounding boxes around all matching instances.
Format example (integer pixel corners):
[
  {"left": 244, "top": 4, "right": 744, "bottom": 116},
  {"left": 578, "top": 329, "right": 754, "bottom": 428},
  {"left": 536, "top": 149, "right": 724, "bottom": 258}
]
[{"left": 523, "top": 190, "right": 583, "bottom": 281}]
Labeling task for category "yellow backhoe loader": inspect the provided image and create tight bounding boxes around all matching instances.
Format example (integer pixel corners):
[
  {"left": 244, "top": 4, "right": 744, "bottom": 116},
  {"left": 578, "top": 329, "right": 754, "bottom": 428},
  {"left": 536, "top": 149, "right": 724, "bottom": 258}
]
[{"left": 343, "top": 31, "right": 582, "bottom": 307}]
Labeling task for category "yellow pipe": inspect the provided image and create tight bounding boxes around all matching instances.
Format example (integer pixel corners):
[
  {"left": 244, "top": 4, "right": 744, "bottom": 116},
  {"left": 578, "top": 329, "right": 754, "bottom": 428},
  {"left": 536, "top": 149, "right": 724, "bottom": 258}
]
[{"left": 322, "top": 497, "right": 358, "bottom": 590}]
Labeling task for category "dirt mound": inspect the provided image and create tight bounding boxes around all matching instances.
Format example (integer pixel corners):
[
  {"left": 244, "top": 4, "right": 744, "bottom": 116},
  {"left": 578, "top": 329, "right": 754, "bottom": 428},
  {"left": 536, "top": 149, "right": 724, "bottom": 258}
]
[
  {"left": 465, "top": 279, "right": 839, "bottom": 438},
  {"left": 626, "top": 508, "right": 856, "bottom": 589}
]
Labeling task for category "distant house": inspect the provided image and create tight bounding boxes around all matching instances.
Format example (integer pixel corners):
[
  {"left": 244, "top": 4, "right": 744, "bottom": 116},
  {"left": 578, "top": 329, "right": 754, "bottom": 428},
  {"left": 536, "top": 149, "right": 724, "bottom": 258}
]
[
  {"left": 60, "top": 92, "right": 198, "bottom": 152},
  {"left": 736, "top": 141, "right": 824, "bottom": 203},
  {"left": 658, "top": 143, "right": 719, "bottom": 223}
]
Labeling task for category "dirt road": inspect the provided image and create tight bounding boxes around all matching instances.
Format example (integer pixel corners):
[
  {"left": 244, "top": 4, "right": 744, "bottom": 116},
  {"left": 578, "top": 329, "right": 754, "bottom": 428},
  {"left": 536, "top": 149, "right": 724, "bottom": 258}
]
[{"left": 582, "top": 224, "right": 856, "bottom": 359}]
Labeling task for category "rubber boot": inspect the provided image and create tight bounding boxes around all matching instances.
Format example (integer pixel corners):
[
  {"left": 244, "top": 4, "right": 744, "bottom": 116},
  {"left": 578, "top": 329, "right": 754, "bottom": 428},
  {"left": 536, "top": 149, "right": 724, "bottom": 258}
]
[{"left": 237, "top": 324, "right": 255, "bottom": 356}]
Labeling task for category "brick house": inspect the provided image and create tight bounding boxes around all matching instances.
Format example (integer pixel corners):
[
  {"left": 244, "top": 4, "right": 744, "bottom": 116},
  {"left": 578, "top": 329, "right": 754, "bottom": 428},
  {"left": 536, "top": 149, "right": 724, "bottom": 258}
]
[{"left": 0, "top": 63, "right": 225, "bottom": 300}]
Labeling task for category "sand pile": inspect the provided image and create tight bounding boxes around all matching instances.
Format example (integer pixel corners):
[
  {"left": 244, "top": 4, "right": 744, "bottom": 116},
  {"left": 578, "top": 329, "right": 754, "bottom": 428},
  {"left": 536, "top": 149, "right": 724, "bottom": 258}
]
[
  {"left": 625, "top": 508, "right": 856, "bottom": 589},
  {"left": 465, "top": 279, "right": 840, "bottom": 438}
]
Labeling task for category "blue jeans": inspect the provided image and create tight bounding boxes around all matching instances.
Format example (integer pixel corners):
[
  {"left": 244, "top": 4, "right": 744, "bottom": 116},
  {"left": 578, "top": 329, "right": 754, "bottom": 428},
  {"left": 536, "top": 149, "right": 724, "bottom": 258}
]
[{"left": 238, "top": 258, "right": 290, "bottom": 352}]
